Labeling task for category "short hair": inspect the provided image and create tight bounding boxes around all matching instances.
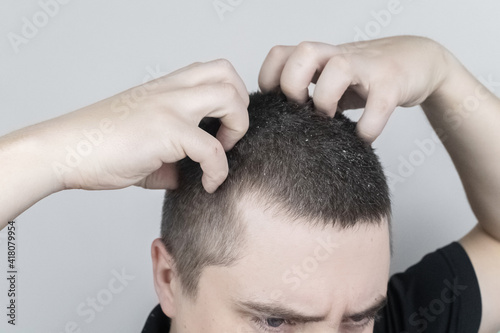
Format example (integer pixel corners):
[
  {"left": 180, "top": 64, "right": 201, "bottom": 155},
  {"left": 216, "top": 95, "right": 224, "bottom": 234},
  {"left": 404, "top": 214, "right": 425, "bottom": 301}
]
[{"left": 161, "top": 91, "right": 390, "bottom": 297}]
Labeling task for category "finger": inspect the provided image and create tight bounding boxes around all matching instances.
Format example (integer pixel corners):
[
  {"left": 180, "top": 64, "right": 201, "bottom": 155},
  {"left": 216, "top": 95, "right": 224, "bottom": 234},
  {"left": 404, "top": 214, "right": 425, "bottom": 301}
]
[
  {"left": 356, "top": 89, "right": 399, "bottom": 143},
  {"left": 215, "top": 117, "right": 249, "bottom": 152},
  {"left": 181, "top": 127, "right": 229, "bottom": 193},
  {"left": 165, "top": 83, "right": 249, "bottom": 151},
  {"left": 313, "top": 55, "right": 355, "bottom": 116},
  {"left": 197, "top": 83, "right": 249, "bottom": 151},
  {"left": 211, "top": 85, "right": 249, "bottom": 151},
  {"left": 138, "top": 163, "right": 179, "bottom": 190},
  {"left": 280, "top": 42, "right": 340, "bottom": 103},
  {"left": 258, "top": 45, "right": 296, "bottom": 92},
  {"left": 164, "top": 59, "right": 250, "bottom": 107}
]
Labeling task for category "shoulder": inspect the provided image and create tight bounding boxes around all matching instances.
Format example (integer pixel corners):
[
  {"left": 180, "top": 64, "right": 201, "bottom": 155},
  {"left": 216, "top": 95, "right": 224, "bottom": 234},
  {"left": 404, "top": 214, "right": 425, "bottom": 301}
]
[{"left": 374, "top": 242, "right": 481, "bottom": 333}]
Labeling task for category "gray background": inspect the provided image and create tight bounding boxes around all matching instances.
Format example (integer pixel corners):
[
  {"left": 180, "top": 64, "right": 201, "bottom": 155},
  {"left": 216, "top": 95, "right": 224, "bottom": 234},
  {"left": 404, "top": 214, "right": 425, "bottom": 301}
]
[{"left": 1, "top": 0, "right": 499, "bottom": 332}]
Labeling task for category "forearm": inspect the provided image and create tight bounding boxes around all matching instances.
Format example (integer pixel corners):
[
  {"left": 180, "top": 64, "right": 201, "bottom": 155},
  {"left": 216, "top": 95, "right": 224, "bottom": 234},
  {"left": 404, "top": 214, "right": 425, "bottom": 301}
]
[
  {"left": 0, "top": 60, "right": 249, "bottom": 229},
  {"left": 0, "top": 126, "right": 62, "bottom": 229},
  {"left": 422, "top": 55, "right": 500, "bottom": 240}
]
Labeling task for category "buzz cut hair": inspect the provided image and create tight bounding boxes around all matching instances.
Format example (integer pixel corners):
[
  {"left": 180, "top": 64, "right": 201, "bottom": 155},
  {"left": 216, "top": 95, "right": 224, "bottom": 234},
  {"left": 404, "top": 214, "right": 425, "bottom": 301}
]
[{"left": 161, "top": 91, "right": 391, "bottom": 297}]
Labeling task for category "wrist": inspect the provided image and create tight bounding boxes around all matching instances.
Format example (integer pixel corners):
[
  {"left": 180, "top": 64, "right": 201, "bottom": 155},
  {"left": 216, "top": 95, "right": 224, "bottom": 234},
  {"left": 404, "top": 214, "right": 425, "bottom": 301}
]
[
  {"left": 422, "top": 45, "right": 475, "bottom": 111},
  {"left": 426, "top": 44, "right": 459, "bottom": 98},
  {"left": 0, "top": 126, "right": 64, "bottom": 223}
]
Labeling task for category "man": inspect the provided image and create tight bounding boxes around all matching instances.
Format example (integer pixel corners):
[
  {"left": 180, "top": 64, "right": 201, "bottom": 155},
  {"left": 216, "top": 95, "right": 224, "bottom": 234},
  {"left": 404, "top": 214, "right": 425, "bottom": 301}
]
[
  {"left": 144, "top": 90, "right": 393, "bottom": 332},
  {"left": 1, "top": 36, "right": 499, "bottom": 332},
  {"left": 143, "top": 37, "right": 500, "bottom": 332}
]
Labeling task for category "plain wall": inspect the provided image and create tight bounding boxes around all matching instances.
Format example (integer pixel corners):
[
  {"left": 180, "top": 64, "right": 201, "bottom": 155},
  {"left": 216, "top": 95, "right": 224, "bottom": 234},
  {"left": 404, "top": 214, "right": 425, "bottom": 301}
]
[{"left": 1, "top": 0, "right": 499, "bottom": 331}]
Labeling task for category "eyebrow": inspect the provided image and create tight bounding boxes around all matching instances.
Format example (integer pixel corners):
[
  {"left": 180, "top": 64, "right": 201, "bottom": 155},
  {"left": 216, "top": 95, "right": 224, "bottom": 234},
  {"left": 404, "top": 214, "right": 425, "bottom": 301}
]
[
  {"left": 233, "top": 296, "right": 387, "bottom": 324},
  {"left": 344, "top": 297, "right": 387, "bottom": 322},
  {"left": 233, "top": 299, "right": 325, "bottom": 323}
]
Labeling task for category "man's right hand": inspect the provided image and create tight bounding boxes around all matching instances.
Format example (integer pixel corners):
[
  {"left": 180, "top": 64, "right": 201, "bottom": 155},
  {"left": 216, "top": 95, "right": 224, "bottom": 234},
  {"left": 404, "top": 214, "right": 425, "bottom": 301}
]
[{"left": 0, "top": 59, "right": 249, "bottom": 225}]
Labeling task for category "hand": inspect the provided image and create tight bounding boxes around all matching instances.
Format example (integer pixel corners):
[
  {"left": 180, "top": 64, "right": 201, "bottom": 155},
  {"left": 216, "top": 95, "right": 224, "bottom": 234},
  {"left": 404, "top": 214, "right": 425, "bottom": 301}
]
[
  {"left": 30, "top": 59, "right": 249, "bottom": 193},
  {"left": 258, "top": 36, "right": 456, "bottom": 143}
]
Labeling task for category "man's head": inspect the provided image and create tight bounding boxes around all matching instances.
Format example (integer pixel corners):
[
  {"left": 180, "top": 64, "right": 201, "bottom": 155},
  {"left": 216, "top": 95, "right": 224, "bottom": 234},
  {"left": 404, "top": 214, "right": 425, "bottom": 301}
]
[{"left": 151, "top": 92, "right": 391, "bottom": 332}]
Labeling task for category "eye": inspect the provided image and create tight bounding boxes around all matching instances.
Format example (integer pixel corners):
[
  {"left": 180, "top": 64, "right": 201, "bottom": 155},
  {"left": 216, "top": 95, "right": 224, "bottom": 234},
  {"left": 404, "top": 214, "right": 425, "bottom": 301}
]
[
  {"left": 342, "top": 313, "right": 380, "bottom": 330},
  {"left": 251, "top": 317, "right": 296, "bottom": 332},
  {"left": 266, "top": 318, "right": 285, "bottom": 327}
]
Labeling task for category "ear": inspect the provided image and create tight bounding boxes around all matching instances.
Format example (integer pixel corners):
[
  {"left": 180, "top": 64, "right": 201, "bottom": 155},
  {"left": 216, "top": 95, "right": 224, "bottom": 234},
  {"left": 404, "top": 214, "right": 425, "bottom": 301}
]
[{"left": 151, "top": 238, "right": 179, "bottom": 318}]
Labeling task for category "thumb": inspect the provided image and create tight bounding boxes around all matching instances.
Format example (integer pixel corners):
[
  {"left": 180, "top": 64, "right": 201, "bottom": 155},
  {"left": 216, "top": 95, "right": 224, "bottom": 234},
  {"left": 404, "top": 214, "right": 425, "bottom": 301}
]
[{"left": 137, "top": 163, "right": 179, "bottom": 190}]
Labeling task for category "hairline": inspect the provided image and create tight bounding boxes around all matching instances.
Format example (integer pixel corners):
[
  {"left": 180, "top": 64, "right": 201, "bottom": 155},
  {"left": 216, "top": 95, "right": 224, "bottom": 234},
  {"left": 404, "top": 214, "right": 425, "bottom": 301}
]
[{"left": 177, "top": 189, "right": 392, "bottom": 300}]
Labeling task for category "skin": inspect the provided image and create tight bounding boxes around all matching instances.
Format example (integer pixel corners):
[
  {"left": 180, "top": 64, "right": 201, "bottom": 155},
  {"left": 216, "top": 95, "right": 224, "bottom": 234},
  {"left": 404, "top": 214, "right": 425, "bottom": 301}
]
[
  {"left": 0, "top": 36, "right": 499, "bottom": 330},
  {"left": 0, "top": 59, "right": 249, "bottom": 228},
  {"left": 258, "top": 36, "right": 500, "bottom": 332},
  {"left": 152, "top": 199, "right": 390, "bottom": 333}
]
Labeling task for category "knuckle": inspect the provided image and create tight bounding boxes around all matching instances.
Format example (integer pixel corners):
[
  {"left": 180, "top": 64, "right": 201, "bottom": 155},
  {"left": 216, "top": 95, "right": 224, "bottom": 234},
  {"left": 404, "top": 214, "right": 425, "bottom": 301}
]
[
  {"left": 268, "top": 45, "right": 288, "bottom": 59},
  {"left": 212, "top": 58, "right": 235, "bottom": 72},
  {"left": 230, "top": 112, "right": 250, "bottom": 134},
  {"left": 189, "top": 61, "right": 203, "bottom": 69},
  {"left": 212, "top": 59, "right": 244, "bottom": 91},
  {"left": 189, "top": 61, "right": 203, "bottom": 67},
  {"left": 296, "top": 41, "right": 319, "bottom": 56}
]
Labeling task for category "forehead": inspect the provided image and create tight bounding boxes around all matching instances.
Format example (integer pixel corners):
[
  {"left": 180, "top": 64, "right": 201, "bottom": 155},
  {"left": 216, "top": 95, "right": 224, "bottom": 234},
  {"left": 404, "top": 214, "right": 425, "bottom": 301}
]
[{"left": 200, "top": 199, "right": 391, "bottom": 322}]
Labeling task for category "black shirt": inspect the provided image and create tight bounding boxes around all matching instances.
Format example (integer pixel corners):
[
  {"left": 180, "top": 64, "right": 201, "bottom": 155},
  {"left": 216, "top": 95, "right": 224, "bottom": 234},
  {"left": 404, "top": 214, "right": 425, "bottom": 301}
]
[{"left": 142, "top": 242, "right": 481, "bottom": 333}]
